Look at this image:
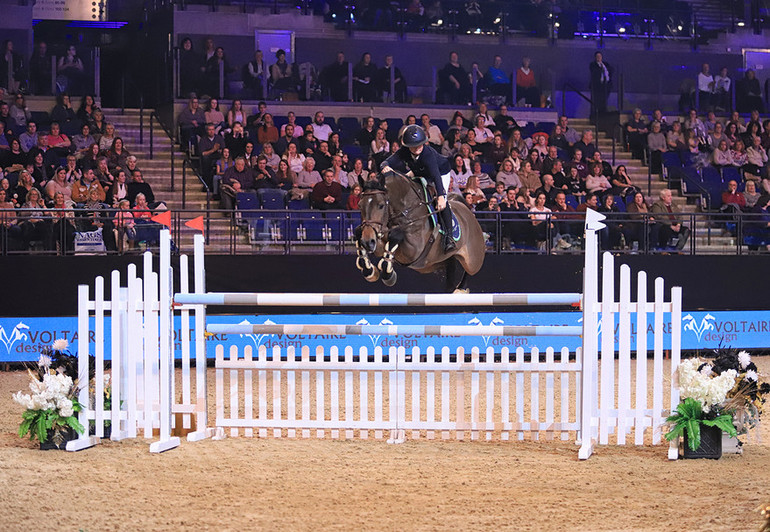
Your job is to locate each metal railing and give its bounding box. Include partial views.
[2,207,767,257]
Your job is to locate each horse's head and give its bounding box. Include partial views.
[358,181,389,254]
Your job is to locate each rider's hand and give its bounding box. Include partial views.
[436,195,447,211]
[381,165,393,174]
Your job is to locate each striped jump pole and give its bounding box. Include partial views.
[175,292,582,307]
[206,323,583,337]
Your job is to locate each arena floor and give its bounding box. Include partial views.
[1,359,769,532]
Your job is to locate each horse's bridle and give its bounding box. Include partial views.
[359,179,434,240]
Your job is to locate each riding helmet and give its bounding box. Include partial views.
[400,124,428,148]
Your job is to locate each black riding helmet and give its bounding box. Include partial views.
[400,124,428,148]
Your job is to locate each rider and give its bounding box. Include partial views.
[381,124,456,252]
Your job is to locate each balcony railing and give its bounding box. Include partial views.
[1,207,768,257]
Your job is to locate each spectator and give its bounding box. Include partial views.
[744,179,761,210]
[311,168,343,210]
[43,122,72,168]
[378,55,407,103]
[515,56,540,107]
[666,121,686,152]
[310,111,333,142]
[463,175,486,206]
[450,154,471,191]
[219,156,254,209]
[585,163,612,195]
[558,115,582,147]
[253,155,278,189]
[472,115,494,146]
[650,188,690,250]
[352,52,378,102]
[485,55,511,100]
[3,138,26,186]
[29,41,52,95]
[98,123,117,152]
[51,94,76,127]
[745,135,768,184]
[57,45,84,94]
[730,139,748,167]
[446,113,469,143]
[13,169,37,207]
[527,149,543,175]
[542,146,562,177]
[328,154,349,189]
[71,168,105,204]
[93,157,112,189]
[598,194,624,248]
[205,98,226,133]
[548,124,569,152]
[611,164,640,199]
[517,160,541,196]
[736,69,764,113]
[712,139,733,168]
[591,151,612,177]
[313,141,333,173]
[347,183,363,210]
[369,128,390,170]
[282,142,305,174]
[709,122,728,151]
[127,169,158,208]
[270,49,295,97]
[178,97,206,148]
[494,105,518,138]
[529,191,552,247]
[77,94,97,124]
[573,130,597,160]
[551,191,580,244]
[488,134,508,170]
[697,63,714,111]
[49,191,76,253]
[19,121,38,153]
[534,174,559,208]
[244,50,267,99]
[625,108,649,160]
[720,179,745,213]
[64,154,83,183]
[226,100,246,132]
[624,191,655,250]
[495,158,521,189]
[256,113,279,146]
[469,160,495,193]
[261,143,280,172]
[72,124,95,160]
[356,116,378,155]
[712,67,731,112]
[9,94,30,132]
[225,121,248,158]
[274,159,296,191]
[464,133,484,162]
[198,124,224,189]
[589,51,612,115]
[441,128,462,158]
[438,51,470,105]
[293,157,321,199]
[106,137,130,172]
[551,160,568,190]
[419,114,442,151]
[328,132,343,157]
[204,47,232,98]
[108,169,129,206]
[507,128,528,159]
[178,38,201,98]
[321,52,349,102]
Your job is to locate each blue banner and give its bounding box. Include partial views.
[1,310,768,362]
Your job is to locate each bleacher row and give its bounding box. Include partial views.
[662,151,747,210]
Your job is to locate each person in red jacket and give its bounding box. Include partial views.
[311,169,343,210]
[721,179,746,213]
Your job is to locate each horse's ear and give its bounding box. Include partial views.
[357,174,366,191]
[377,172,386,187]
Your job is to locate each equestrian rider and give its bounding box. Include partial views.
[381,124,456,252]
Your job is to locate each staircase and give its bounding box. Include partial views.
[101,108,244,253]
[572,118,737,254]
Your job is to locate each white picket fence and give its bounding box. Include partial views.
[68,210,683,459]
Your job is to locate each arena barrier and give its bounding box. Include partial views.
[69,210,683,460]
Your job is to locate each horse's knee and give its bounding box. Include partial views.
[381,269,397,287]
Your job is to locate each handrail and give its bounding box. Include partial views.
[2,207,768,257]
[149,111,178,190]
[678,168,711,210]
[562,82,598,137]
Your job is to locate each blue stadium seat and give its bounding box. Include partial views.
[613,196,626,212]
[386,118,403,134]
[662,152,682,172]
[258,188,287,209]
[721,166,742,184]
[295,116,312,129]
[535,122,555,134]
[287,196,310,210]
[344,211,362,241]
[565,195,579,209]
[432,119,449,132]
[273,115,288,131]
[236,191,260,223]
[337,117,361,143]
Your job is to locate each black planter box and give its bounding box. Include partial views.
[683,424,723,459]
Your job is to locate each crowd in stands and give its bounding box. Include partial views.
[0,92,166,254]
[178,95,701,251]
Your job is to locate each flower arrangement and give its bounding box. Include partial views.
[666,350,769,453]
[12,340,85,447]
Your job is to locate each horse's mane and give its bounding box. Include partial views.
[362,179,386,192]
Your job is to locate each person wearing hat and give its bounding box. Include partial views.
[381,124,456,252]
[270,49,294,94]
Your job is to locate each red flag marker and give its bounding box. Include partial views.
[151,210,172,228]
[185,215,205,235]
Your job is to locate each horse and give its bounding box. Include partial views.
[355,168,485,292]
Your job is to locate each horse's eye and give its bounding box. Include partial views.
[378,204,385,209]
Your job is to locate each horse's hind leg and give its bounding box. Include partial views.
[445,257,470,293]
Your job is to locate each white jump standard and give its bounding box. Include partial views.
[70,209,683,460]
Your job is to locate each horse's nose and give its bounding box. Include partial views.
[363,237,377,253]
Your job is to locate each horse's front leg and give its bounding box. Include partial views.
[355,240,380,282]
[377,241,399,287]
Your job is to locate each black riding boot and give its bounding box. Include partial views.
[439,203,456,252]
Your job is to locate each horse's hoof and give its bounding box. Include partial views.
[364,267,380,283]
[382,271,397,287]
[453,288,470,294]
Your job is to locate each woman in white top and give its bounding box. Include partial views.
[472,115,494,144]
[529,191,552,244]
[282,142,305,174]
[370,128,390,157]
[227,100,246,130]
[450,154,471,191]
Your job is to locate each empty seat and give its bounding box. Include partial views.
[258,188,287,209]
[721,166,742,184]
[236,191,260,223]
[287,196,310,210]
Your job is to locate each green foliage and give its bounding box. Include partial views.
[17,407,84,444]
[665,397,737,451]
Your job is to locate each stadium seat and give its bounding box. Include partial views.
[236,191,260,223]
[258,188,287,209]
[721,166,742,184]
[287,196,310,210]
[337,117,360,144]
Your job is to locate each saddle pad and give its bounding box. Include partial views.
[415,177,461,241]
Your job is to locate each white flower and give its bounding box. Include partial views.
[57,398,74,418]
[738,351,752,369]
[676,358,737,412]
[699,364,713,376]
[745,370,758,382]
[52,339,69,352]
[38,354,52,368]
[104,374,111,386]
